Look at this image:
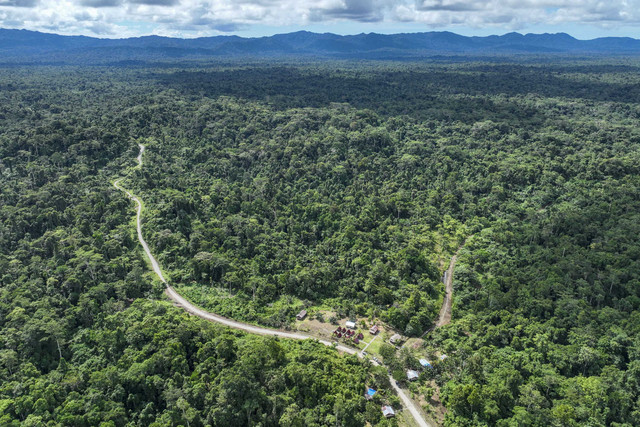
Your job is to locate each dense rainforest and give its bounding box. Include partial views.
[0,67,389,426]
[1,60,640,426]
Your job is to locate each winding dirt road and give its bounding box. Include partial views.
[114,144,432,427]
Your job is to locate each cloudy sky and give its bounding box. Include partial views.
[0,0,638,39]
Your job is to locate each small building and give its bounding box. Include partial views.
[381,405,395,418]
[357,332,364,340]
[365,388,377,400]
[440,354,448,361]
[345,320,357,329]
[389,333,403,344]
[407,370,420,381]
[369,325,379,335]
[296,310,307,321]
[354,338,360,344]
[419,359,432,369]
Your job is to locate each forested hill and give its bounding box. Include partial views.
[2,28,640,63]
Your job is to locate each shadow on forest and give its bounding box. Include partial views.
[154,64,640,122]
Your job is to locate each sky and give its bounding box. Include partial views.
[0,0,639,40]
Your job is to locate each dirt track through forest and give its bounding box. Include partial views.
[436,254,457,328]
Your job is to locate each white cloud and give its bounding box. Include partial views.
[0,0,639,37]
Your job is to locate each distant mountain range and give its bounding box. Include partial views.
[1,28,640,64]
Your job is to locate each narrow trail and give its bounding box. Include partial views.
[114,144,432,427]
[436,253,457,328]
[420,251,459,339]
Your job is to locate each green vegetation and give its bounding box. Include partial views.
[1,300,374,426]
[2,60,640,425]
[0,68,389,426]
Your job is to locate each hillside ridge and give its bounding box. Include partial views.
[1,28,640,63]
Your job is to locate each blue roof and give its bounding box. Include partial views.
[367,388,377,396]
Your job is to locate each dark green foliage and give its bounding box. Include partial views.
[0,300,370,426]
[129,95,447,331]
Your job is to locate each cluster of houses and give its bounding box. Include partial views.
[295,312,445,419]
[368,353,449,417]
[333,326,364,343]
[362,335,395,418]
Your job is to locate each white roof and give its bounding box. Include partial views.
[345,321,356,327]
[419,359,432,367]
[382,405,395,416]
[407,370,420,379]
[439,354,448,360]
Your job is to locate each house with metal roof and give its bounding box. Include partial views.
[419,359,432,368]
[382,405,395,418]
[407,369,420,381]
[345,320,357,329]
[389,333,403,344]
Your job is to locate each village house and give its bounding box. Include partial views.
[407,370,420,381]
[419,359,432,369]
[369,325,379,335]
[389,333,403,344]
[296,309,307,321]
[345,320,357,329]
[381,405,395,418]
[365,388,377,400]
